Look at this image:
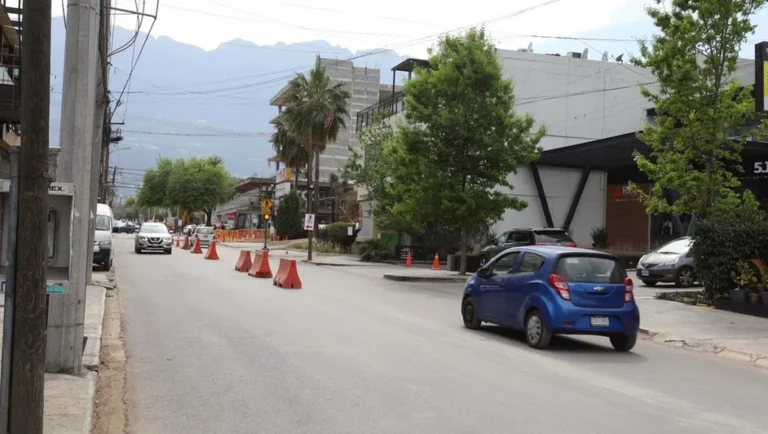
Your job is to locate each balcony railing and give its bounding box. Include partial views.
[356,90,405,132]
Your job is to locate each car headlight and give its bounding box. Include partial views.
[99,240,111,248]
[137,236,146,241]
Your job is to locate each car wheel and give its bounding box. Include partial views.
[461,298,481,330]
[165,248,172,255]
[610,334,637,352]
[525,310,552,349]
[103,259,112,272]
[674,266,695,288]
[641,280,657,287]
[134,246,141,254]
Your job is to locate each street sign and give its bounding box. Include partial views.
[304,213,315,231]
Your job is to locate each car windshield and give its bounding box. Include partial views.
[141,224,168,234]
[196,227,214,234]
[656,238,692,255]
[554,255,626,283]
[95,215,111,231]
[534,230,573,244]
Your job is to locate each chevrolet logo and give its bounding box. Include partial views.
[593,286,605,291]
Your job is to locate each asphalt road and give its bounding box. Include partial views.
[114,235,768,434]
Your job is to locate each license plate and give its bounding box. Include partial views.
[590,316,610,327]
[639,270,649,276]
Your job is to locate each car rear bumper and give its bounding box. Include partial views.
[549,302,640,335]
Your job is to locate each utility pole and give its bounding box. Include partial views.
[3,1,53,431]
[87,0,110,285]
[49,0,100,374]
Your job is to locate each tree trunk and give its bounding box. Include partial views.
[10,0,51,429]
[306,155,314,261]
[459,221,468,275]
[314,150,321,231]
[205,208,212,226]
[293,167,299,190]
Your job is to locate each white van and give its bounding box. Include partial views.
[93,203,114,271]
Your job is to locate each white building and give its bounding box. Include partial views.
[356,48,759,250]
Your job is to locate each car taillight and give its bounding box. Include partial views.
[624,277,634,303]
[549,274,571,301]
[567,243,577,247]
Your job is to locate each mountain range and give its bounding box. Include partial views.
[49,17,407,193]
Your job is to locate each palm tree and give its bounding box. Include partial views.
[280,65,351,260]
[269,114,308,190]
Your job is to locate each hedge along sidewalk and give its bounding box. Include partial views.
[635,295,768,370]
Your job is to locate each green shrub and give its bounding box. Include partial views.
[691,207,768,297]
[358,239,394,262]
[275,191,304,240]
[590,226,609,249]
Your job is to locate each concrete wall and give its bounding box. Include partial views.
[317,59,382,183]
[497,166,606,247]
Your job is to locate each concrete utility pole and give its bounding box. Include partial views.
[49,0,100,374]
[5,1,53,431]
[87,0,110,285]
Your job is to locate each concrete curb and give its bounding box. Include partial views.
[383,273,468,283]
[638,327,768,371]
[302,260,359,267]
[83,371,98,434]
[82,285,107,370]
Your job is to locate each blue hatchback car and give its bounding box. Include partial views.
[461,246,640,351]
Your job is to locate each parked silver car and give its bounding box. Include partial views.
[636,237,696,287]
[135,222,173,254]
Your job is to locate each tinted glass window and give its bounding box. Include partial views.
[496,232,509,244]
[655,238,692,255]
[517,253,545,273]
[196,227,214,234]
[491,252,519,274]
[141,224,168,234]
[533,230,573,244]
[511,231,531,243]
[95,215,111,231]
[554,255,626,283]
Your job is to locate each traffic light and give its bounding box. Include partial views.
[263,213,270,221]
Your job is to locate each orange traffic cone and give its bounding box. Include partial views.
[190,237,203,254]
[175,237,180,247]
[431,252,440,270]
[204,240,219,260]
[181,235,190,250]
[405,251,412,268]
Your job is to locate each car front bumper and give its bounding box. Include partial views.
[136,239,172,251]
[93,247,111,264]
[636,265,678,283]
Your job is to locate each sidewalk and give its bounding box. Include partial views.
[634,292,768,370]
[0,273,109,433]
[382,268,469,283]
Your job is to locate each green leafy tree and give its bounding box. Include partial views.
[137,157,174,207]
[165,157,236,226]
[631,0,766,230]
[280,65,351,261]
[275,190,304,240]
[395,28,545,274]
[342,117,421,233]
[270,114,308,188]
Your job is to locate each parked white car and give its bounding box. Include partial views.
[192,226,215,247]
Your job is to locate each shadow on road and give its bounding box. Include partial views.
[475,325,648,363]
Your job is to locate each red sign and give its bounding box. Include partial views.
[357,207,363,229]
[228,212,235,220]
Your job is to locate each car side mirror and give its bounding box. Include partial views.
[476,267,492,278]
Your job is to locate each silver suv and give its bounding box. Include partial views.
[135,222,173,254]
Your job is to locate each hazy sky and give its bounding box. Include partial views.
[50,0,663,57]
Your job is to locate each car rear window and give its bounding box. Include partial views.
[533,230,574,244]
[553,255,626,284]
[196,227,214,234]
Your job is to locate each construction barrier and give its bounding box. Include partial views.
[248,250,272,278]
[204,240,219,260]
[273,258,302,289]
[213,229,283,243]
[181,235,191,250]
[234,250,252,272]
[190,237,203,254]
[175,237,180,248]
